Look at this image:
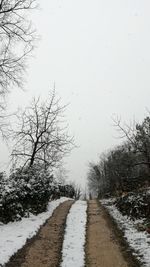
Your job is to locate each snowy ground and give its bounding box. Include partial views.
[0,197,69,266]
[60,200,87,267]
[101,199,150,267]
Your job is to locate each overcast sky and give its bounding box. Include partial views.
[1,0,150,186]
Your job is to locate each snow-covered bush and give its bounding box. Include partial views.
[116,189,150,220]
[0,167,54,223]
[0,172,24,223]
[50,184,75,200]
[0,166,75,223]
[10,166,54,213]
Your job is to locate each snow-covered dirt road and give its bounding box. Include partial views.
[1,199,148,267]
[5,200,74,267]
[61,200,87,267]
[101,198,150,267]
[0,197,71,266]
[86,200,129,267]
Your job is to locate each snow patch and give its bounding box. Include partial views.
[0,197,69,266]
[101,199,150,267]
[61,200,87,267]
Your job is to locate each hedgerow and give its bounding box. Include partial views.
[0,166,75,224]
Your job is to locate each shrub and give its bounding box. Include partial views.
[0,166,75,223]
[116,189,150,220]
[0,166,54,223]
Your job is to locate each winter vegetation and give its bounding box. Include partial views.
[11,92,74,169]
[0,1,77,225]
[87,115,150,198]
[0,0,37,96]
[0,166,75,223]
[0,1,150,266]
[87,116,150,266]
[0,89,76,224]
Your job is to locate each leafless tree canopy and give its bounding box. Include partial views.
[112,115,150,169]
[0,0,37,94]
[87,162,104,198]
[12,91,74,169]
[87,115,150,198]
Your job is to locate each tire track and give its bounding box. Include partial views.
[5,200,74,267]
[86,200,129,267]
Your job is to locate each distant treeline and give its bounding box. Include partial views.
[87,115,150,198]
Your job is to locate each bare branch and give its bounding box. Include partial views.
[0,0,37,94]
[11,91,75,169]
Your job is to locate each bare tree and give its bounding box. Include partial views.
[73,184,82,200]
[113,116,150,170]
[87,162,102,198]
[11,90,74,169]
[55,165,69,185]
[0,0,37,95]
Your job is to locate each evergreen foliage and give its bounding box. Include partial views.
[0,166,75,224]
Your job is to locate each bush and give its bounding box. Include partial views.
[0,167,75,224]
[0,166,54,223]
[116,189,150,220]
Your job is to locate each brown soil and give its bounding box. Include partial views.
[86,200,130,267]
[5,200,73,267]
[101,203,141,267]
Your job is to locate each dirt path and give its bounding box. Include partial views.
[5,200,73,267]
[86,200,130,267]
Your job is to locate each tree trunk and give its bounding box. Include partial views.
[29,141,38,167]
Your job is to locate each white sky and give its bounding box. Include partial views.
[1,0,150,186]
